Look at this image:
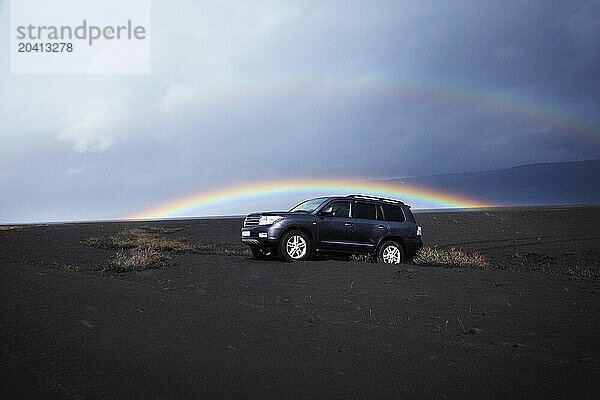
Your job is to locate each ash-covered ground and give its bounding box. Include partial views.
[1,206,599,399]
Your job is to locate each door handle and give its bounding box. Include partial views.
[344,222,352,227]
[378,225,387,229]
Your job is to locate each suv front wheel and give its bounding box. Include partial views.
[279,230,310,262]
[377,240,404,264]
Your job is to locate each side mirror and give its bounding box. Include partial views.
[320,206,334,216]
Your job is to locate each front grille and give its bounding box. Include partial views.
[244,215,260,227]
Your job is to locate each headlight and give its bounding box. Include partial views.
[416,226,422,236]
[259,215,284,225]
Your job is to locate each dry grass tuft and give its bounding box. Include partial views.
[83,228,195,253]
[0,225,23,231]
[567,265,600,280]
[350,254,374,262]
[83,228,180,275]
[83,227,250,257]
[411,246,492,269]
[98,247,173,275]
[139,227,183,234]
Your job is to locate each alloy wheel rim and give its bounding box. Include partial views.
[286,235,307,259]
[382,245,401,264]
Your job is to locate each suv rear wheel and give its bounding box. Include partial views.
[279,230,310,262]
[377,240,404,264]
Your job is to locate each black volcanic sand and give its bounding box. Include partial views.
[1,206,600,399]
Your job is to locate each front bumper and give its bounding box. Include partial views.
[240,225,283,247]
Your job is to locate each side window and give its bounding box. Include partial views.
[328,201,350,218]
[353,202,377,220]
[382,204,405,222]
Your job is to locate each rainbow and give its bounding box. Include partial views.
[128,178,492,220]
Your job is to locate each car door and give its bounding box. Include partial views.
[381,203,411,237]
[317,200,355,250]
[352,201,388,250]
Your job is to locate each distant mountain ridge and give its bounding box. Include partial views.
[388,159,600,206]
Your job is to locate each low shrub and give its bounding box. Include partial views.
[98,247,173,275]
[83,227,250,257]
[0,225,23,231]
[411,246,492,269]
[83,228,195,252]
[567,265,599,280]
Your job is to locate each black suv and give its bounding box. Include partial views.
[241,195,422,263]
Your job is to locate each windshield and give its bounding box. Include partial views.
[289,197,330,213]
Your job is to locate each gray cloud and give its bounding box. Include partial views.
[1,0,599,222]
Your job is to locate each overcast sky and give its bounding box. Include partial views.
[1,0,599,222]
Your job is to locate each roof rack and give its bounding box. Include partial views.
[346,194,406,205]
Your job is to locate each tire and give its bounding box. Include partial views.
[278,230,310,262]
[377,240,404,264]
[250,245,276,260]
